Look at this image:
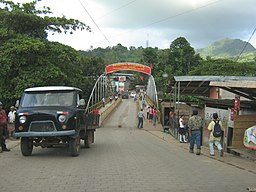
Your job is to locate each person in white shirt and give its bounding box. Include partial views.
[102,97,105,107]
[179,115,187,143]
[137,109,145,128]
[8,106,16,138]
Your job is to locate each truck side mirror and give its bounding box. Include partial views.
[78,99,85,107]
[15,100,19,108]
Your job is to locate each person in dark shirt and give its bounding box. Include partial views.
[0,102,11,152]
[188,109,204,155]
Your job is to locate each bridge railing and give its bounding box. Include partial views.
[146,75,159,108]
[85,73,113,113]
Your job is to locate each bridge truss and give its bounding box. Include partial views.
[85,73,113,112]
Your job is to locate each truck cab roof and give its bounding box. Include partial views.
[24,86,82,92]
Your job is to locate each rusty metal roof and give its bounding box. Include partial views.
[169,76,256,100]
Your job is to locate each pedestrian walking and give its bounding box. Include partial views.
[142,99,146,109]
[179,114,187,143]
[208,113,224,156]
[169,110,178,137]
[0,102,10,152]
[7,106,16,139]
[109,95,113,104]
[137,109,145,128]
[102,97,105,107]
[188,109,204,155]
[152,107,157,126]
[149,105,153,122]
[114,94,118,100]
[146,106,150,119]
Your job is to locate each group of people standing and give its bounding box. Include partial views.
[147,105,157,126]
[0,101,17,153]
[173,109,224,156]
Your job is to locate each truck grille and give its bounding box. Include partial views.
[29,121,56,132]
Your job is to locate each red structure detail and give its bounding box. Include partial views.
[105,62,151,75]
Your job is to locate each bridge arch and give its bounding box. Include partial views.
[106,62,158,108]
[86,62,158,112]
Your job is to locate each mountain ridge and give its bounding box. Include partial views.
[196,38,256,62]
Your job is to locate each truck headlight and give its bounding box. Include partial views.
[58,115,66,123]
[19,116,27,124]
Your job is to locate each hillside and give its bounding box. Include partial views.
[197,38,256,62]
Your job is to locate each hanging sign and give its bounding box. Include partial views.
[105,62,151,75]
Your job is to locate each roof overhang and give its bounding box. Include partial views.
[210,81,256,100]
[169,76,256,101]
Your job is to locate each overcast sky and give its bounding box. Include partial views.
[16,0,256,50]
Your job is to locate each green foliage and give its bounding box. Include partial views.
[0,0,92,107]
[0,36,82,98]
[81,43,144,64]
[0,0,90,40]
[189,58,256,76]
[80,55,105,76]
[169,37,201,75]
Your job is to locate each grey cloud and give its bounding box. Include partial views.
[92,0,256,48]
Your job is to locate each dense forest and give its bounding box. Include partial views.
[1,0,256,108]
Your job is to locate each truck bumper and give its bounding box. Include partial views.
[14,130,76,137]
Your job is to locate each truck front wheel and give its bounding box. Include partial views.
[69,136,80,156]
[21,137,33,156]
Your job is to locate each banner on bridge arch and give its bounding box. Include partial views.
[105,62,151,75]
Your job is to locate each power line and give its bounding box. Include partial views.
[91,0,223,47]
[78,0,112,46]
[236,27,256,62]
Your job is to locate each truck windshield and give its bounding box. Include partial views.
[21,91,74,107]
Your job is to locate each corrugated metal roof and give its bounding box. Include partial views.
[173,76,256,82]
[169,76,256,100]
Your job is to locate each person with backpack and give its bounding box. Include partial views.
[208,113,224,157]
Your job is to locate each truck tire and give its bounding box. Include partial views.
[21,137,33,156]
[69,136,80,156]
[84,131,93,148]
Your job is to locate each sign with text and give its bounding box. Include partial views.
[105,62,151,75]
[119,76,126,82]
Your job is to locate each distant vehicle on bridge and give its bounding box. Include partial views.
[130,91,136,98]
[14,86,97,157]
[122,91,130,99]
[135,85,146,93]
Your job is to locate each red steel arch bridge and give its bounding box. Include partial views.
[85,62,158,112]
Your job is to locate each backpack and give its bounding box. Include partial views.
[213,120,222,137]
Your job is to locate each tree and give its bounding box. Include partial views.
[0,0,90,40]
[0,0,91,106]
[189,58,256,76]
[142,47,158,66]
[169,37,201,75]
[0,37,85,97]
